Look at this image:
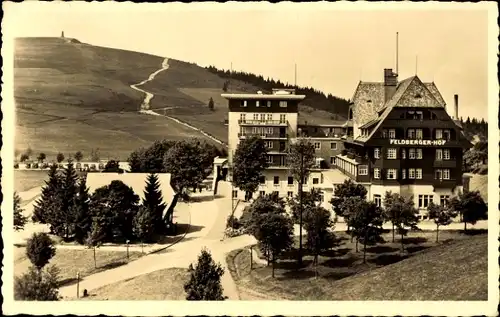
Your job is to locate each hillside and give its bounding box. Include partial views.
[328,234,487,300]
[14,37,343,160]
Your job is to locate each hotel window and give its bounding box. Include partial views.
[330,157,336,165]
[443,169,450,180]
[267,101,272,107]
[440,195,450,206]
[436,149,443,160]
[374,168,381,179]
[386,169,397,180]
[387,148,397,159]
[443,149,450,160]
[314,142,321,150]
[415,111,423,120]
[241,100,247,107]
[416,148,423,159]
[259,191,265,197]
[259,176,266,184]
[374,194,382,207]
[435,129,443,139]
[288,176,294,186]
[359,165,368,176]
[401,149,406,159]
[435,169,442,179]
[279,114,286,123]
[318,191,324,202]
[382,129,388,138]
[256,101,260,107]
[443,129,451,140]
[409,169,416,179]
[407,129,415,139]
[374,148,380,159]
[265,141,273,149]
[273,191,279,196]
[260,113,266,121]
[266,156,273,164]
[330,142,337,150]
[389,129,396,139]
[279,101,288,108]
[240,113,246,122]
[313,177,319,185]
[253,113,259,121]
[402,169,406,179]
[267,127,273,135]
[416,168,423,179]
[273,176,280,185]
[418,195,433,209]
[415,129,423,139]
[287,191,294,198]
[267,113,273,121]
[232,190,238,198]
[409,148,416,159]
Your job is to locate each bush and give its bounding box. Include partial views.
[41,163,49,169]
[33,163,39,169]
[14,163,19,169]
[226,215,241,230]
[26,233,56,270]
[26,163,31,169]
[224,227,245,238]
[14,265,60,301]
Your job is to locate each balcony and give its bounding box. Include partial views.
[238,119,287,126]
[433,159,457,168]
[432,179,458,189]
[238,133,288,139]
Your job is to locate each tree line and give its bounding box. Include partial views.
[230,136,488,275]
[205,65,351,119]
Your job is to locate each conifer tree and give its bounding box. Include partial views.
[184,248,225,300]
[59,159,79,239]
[14,191,28,231]
[72,177,92,244]
[143,173,167,234]
[32,165,62,225]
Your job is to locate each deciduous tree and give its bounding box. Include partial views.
[133,206,156,253]
[56,153,65,163]
[448,190,487,232]
[349,201,384,263]
[304,206,336,277]
[383,193,420,252]
[37,153,46,163]
[331,179,368,231]
[102,160,122,173]
[26,233,56,271]
[14,191,28,231]
[184,248,225,300]
[74,151,83,162]
[427,201,457,242]
[232,136,269,201]
[287,188,322,224]
[287,138,316,266]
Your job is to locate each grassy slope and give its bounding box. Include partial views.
[327,234,487,300]
[14,38,219,159]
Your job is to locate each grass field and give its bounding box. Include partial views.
[227,230,487,300]
[79,268,190,300]
[14,246,143,287]
[14,170,49,193]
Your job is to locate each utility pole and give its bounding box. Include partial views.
[396,32,399,74]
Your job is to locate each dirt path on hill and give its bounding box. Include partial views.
[129,58,227,147]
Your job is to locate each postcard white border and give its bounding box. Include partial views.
[2,1,499,316]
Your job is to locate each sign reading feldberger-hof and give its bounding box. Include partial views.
[389,139,447,146]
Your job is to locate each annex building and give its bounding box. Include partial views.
[216,68,472,218]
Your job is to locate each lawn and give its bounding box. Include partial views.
[78,268,190,300]
[226,230,487,300]
[14,170,49,193]
[14,246,143,287]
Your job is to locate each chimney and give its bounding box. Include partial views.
[384,68,398,102]
[454,94,459,119]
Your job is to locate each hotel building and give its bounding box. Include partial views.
[216,68,472,217]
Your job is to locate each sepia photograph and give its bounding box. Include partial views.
[1,1,498,316]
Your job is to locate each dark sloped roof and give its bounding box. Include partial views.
[350,82,386,126]
[359,118,380,129]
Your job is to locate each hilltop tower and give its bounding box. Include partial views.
[61,31,65,38]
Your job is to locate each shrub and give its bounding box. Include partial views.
[14,163,19,169]
[14,265,60,301]
[41,163,49,169]
[33,163,39,169]
[26,163,32,169]
[226,215,241,230]
[26,233,56,270]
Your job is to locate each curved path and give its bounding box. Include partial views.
[130,58,226,147]
[58,185,257,300]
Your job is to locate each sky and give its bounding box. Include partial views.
[4,2,493,120]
